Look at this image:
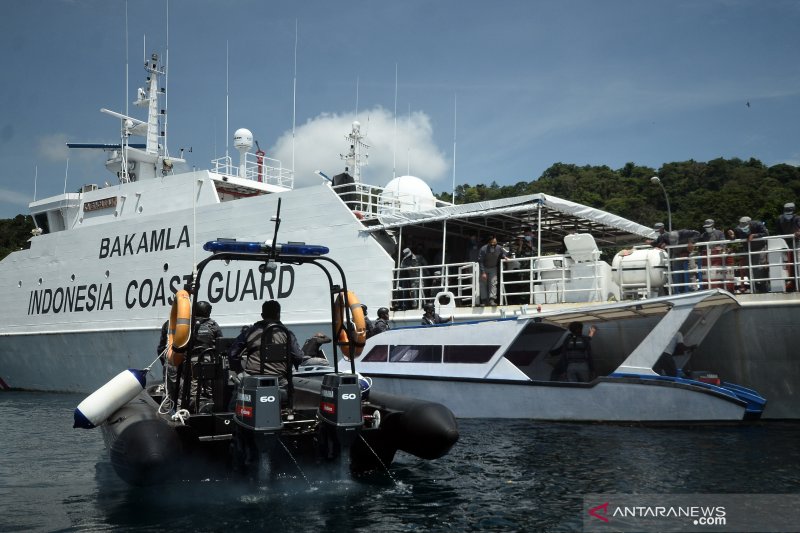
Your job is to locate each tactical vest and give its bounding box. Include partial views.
[483,246,502,269]
[564,335,589,363]
[191,318,218,361]
[243,320,290,379]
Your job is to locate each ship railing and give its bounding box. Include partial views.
[664,234,799,295]
[331,181,451,220]
[210,152,294,189]
[390,253,609,310]
[499,255,606,305]
[390,261,477,310]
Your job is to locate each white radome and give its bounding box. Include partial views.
[380,175,437,213]
[233,128,253,152]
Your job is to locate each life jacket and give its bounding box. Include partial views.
[191,317,219,361]
[564,334,589,363]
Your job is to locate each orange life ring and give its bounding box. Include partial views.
[167,290,192,365]
[334,291,367,359]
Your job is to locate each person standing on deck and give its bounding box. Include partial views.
[733,216,769,293]
[697,219,725,288]
[478,236,509,306]
[778,203,800,291]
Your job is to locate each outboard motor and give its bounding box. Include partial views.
[232,375,283,476]
[234,375,283,432]
[318,374,363,461]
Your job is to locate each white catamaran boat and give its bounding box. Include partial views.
[1,51,798,420]
[351,290,766,422]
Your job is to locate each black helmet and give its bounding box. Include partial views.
[377,307,389,319]
[195,301,212,318]
[361,304,368,314]
[423,302,435,313]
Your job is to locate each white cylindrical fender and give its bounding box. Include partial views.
[73,369,147,429]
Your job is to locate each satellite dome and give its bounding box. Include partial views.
[380,175,436,213]
[233,128,253,152]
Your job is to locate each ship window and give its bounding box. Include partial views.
[389,345,442,363]
[361,345,388,362]
[443,345,499,364]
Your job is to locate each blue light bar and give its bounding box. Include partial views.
[203,241,265,253]
[203,240,329,256]
[278,243,329,256]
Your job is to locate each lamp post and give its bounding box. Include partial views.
[650,176,672,232]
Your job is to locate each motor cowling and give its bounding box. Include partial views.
[234,375,282,432]
[318,373,363,455]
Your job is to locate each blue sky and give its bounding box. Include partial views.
[1,0,799,218]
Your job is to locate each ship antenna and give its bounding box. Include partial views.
[163,0,169,158]
[225,41,229,162]
[291,19,298,174]
[125,0,129,116]
[452,93,457,204]
[392,63,398,179]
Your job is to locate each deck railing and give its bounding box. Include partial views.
[388,234,800,309]
[331,182,451,220]
[664,234,799,295]
[211,152,294,190]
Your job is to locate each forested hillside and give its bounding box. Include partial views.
[438,157,800,234]
[2,157,799,261]
[0,215,35,260]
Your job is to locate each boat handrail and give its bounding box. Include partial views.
[388,233,800,310]
[662,234,798,295]
[211,151,294,189]
[330,181,451,219]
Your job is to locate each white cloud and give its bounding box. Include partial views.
[269,107,450,190]
[36,133,99,164]
[37,133,70,162]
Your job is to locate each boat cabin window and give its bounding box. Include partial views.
[443,345,499,364]
[390,345,442,363]
[363,344,498,364]
[362,345,389,362]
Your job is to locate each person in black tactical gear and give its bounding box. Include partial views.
[361,304,376,338]
[300,332,332,366]
[187,301,223,413]
[227,300,304,387]
[421,302,453,326]
[373,307,391,335]
[548,321,597,383]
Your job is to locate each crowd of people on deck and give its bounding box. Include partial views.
[648,202,800,293]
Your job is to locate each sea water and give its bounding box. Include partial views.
[1,391,799,532]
